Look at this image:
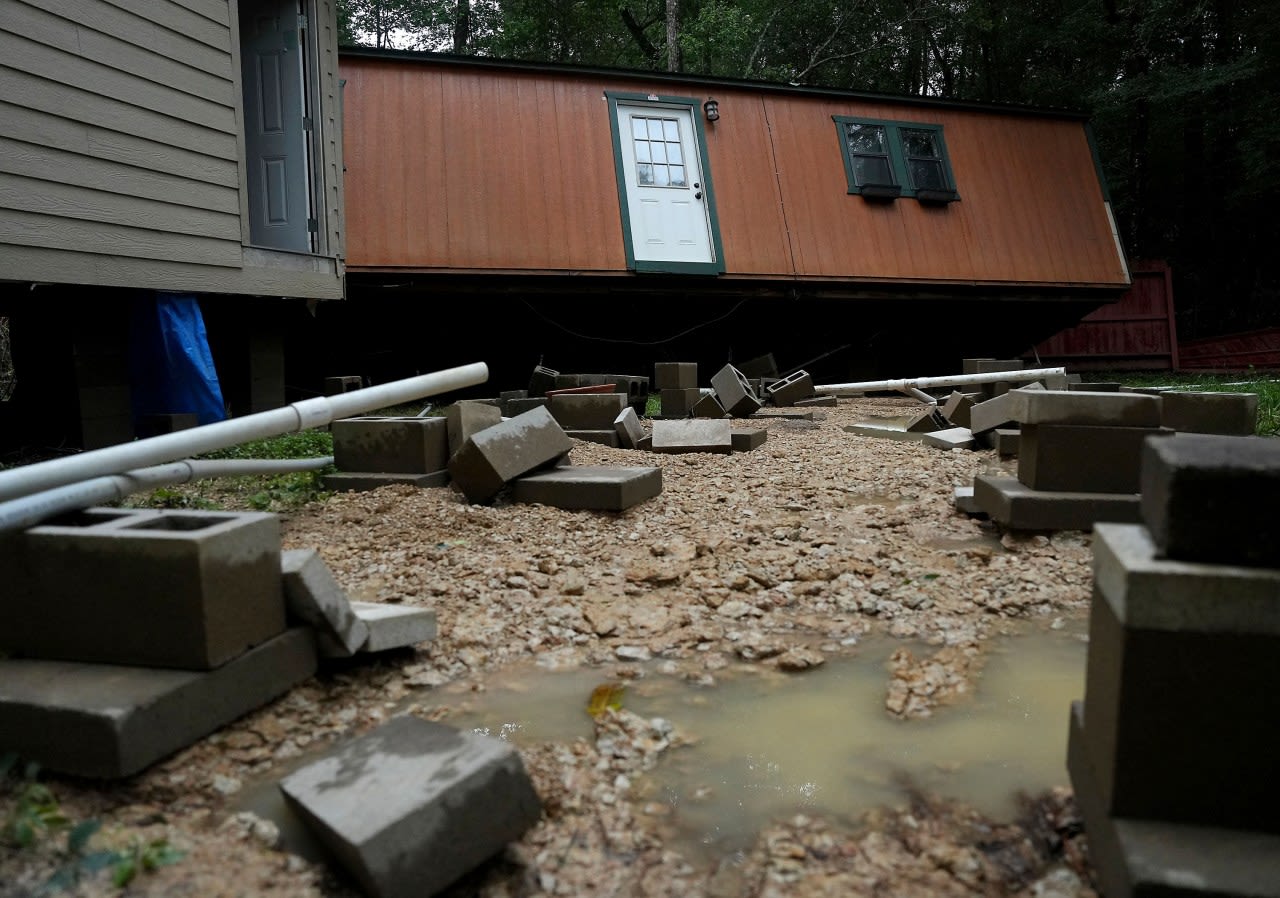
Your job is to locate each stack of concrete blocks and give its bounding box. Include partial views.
[655,362,699,418]
[970,390,1168,530]
[711,364,762,418]
[548,392,627,446]
[325,415,452,492]
[281,549,436,658]
[0,508,317,778]
[280,715,542,898]
[448,405,574,504]
[1068,434,1280,898]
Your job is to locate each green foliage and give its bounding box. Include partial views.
[3,757,69,849]
[135,487,220,510]
[644,393,661,417]
[197,429,333,461]
[245,471,331,512]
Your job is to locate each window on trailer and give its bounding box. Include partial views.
[834,117,958,203]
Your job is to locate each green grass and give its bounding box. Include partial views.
[194,428,332,460]
[644,393,661,417]
[1107,372,1280,436]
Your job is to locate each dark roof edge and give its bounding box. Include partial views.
[338,46,1090,121]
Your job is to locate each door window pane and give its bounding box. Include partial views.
[631,114,691,190]
[637,163,654,185]
[670,165,687,186]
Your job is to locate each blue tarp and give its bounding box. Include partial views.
[130,292,226,425]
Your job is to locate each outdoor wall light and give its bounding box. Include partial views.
[703,98,720,122]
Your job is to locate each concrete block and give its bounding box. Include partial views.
[843,424,926,443]
[660,388,700,418]
[993,428,1020,457]
[941,391,980,428]
[691,393,727,418]
[1068,381,1121,392]
[281,549,369,657]
[280,716,542,898]
[765,370,815,406]
[615,407,644,449]
[322,471,449,492]
[528,365,558,396]
[969,384,1043,435]
[512,465,662,511]
[794,395,836,408]
[1068,701,1280,898]
[349,603,437,653]
[1161,391,1259,435]
[447,406,574,504]
[961,358,993,374]
[552,373,583,391]
[1081,578,1280,831]
[0,628,316,778]
[499,389,528,401]
[546,383,614,396]
[972,359,1025,375]
[731,429,767,452]
[1041,373,1070,390]
[1140,434,1280,567]
[637,435,653,451]
[1008,390,1162,427]
[710,364,762,418]
[972,475,1142,530]
[549,393,627,430]
[324,376,362,395]
[654,362,697,390]
[905,408,945,432]
[445,402,504,459]
[5,509,284,670]
[953,486,983,515]
[736,353,778,378]
[566,429,620,447]
[1018,423,1172,494]
[651,419,732,454]
[501,397,548,417]
[922,427,976,450]
[333,416,450,475]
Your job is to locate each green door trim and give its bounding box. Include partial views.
[606,91,726,275]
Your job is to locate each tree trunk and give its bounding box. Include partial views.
[453,0,470,54]
[666,0,681,73]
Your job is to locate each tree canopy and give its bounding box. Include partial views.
[338,0,1280,338]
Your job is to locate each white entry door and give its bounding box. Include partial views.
[614,102,718,269]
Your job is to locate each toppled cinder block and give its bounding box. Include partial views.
[651,419,732,454]
[333,416,450,475]
[280,716,542,898]
[941,391,980,428]
[1160,391,1259,435]
[711,364,762,417]
[0,628,316,778]
[660,388,700,417]
[731,428,767,452]
[549,393,626,430]
[447,406,573,503]
[445,404,504,460]
[614,407,644,449]
[3,509,284,670]
[512,465,662,511]
[993,429,1020,458]
[1140,433,1280,567]
[502,397,548,417]
[922,427,976,450]
[691,393,727,418]
[528,365,558,396]
[321,471,450,492]
[973,475,1142,530]
[905,408,945,433]
[1018,424,1172,494]
[969,383,1043,436]
[654,362,697,390]
[1009,390,1162,427]
[765,370,815,407]
[280,549,369,657]
[349,603,437,653]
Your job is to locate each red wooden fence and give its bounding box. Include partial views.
[1028,261,1178,371]
[1178,327,1280,370]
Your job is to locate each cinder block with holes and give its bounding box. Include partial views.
[711,364,762,417]
[333,416,449,474]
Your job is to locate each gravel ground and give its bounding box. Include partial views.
[1,397,1099,898]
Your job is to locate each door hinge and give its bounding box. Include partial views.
[298,13,309,30]
[302,116,314,131]
[307,217,319,233]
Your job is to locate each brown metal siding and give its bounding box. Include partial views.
[341,56,1128,288]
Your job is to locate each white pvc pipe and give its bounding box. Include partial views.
[815,366,1066,397]
[0,362,488,504]
[0,457,334,534]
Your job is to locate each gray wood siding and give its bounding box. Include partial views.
[314,0,345,263]
[0,0,344,299]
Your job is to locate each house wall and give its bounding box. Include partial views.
[340,55,1128,289]
[0,0,343,299]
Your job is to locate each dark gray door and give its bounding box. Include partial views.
[240,0,313,252]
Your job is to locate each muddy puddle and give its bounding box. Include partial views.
[237,626,1086,865]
